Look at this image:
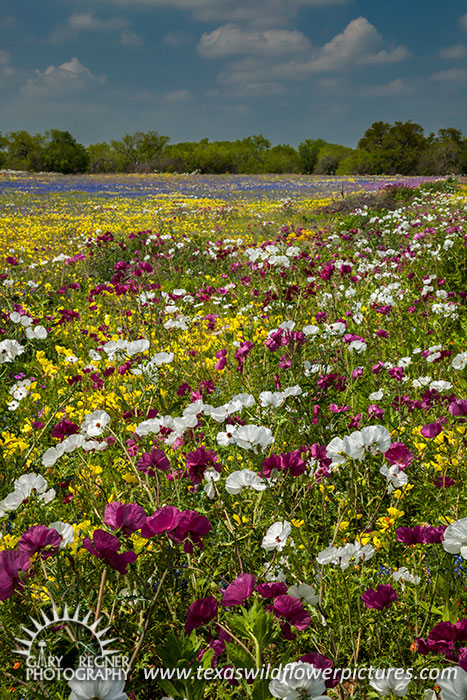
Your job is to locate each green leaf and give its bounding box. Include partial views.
[252,678,274,700]
[225,641,255,670]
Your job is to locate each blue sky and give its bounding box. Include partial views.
[0,0,466,147]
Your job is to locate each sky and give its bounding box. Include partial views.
[0,0,466,147]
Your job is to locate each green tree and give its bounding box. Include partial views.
[0,132,8,168]
[43,130,89,173]
[263,144,301,173]
[417,128,466,175]
[358,121,391,153]
[6,130,45,171]
[298,139,327,173]
[110,131,170,172]
[336,150,380,175]
[87,142,122,173]
[314,145,354,175]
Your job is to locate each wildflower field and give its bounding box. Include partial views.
[1,173,467,700]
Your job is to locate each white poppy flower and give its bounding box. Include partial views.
[283,385,302,398]
[68,671,127,700]
[343,432,366,460]
[269,662,327,700]
[25,325,47,340]
[369,389,384,401]
[230,393,256,408]
[42,445,64,468]
[452,353,467,370]
[152,351,174,365]
[443,518,467,559]
[302,325,319,336]
[203,468,221,500]
[225,469,266,495]
[61,434,85,453]
[260,391,285,408]
[126,339,150,356]
[380,465,408,492]
[325,436,347,466]
[262,521,291,552]
[369,668,412,697]
[392,567,420,585]
[0,339,25,364]
[348,340,367,353]
[288,583,319,606]
[135,419,161,437]
[232,424,274,452]
[80,410,111,437]
[360,425,391,454]
[326,322,346,336]
[49,521,75,547]
[208,405,231,423]
[429,380,452,392]
[437,667,467,700]
[316,546,338,566]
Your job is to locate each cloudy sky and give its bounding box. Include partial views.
[1,0,466,146]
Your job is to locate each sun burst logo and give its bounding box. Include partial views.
[14,605,127,682]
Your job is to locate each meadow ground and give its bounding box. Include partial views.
[0,173,466,700]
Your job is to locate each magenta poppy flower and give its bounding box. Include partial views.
[299,652,339,688]
[280,451,306,477]
[417,621,463,655]
[273,594,311,630]
[361,584,398,610]
[449,399,467,416]
[0,550,30,600]
[384,442,414,469]
[215,349,228,371]
[433,475,454,488]
[51,419,80,439]
[396,526,426,545]
[104,502,147,535]
[423,525,446,543]
[420,422,443,438]
[186,446,221,485]
[141,506,181,538]
[18,525,61,559]
[169,510,211,553]
[222,574,256,608]
[83,529,137,575]
[256,582,288,599]
[137,448,171,476]
[262,450,306,478]
[185,596,218,634]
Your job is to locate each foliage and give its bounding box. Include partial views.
[0,175,466,700]
[43,130,90,174]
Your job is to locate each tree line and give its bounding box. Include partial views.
[1,121,467,176]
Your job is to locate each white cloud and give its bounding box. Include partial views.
[164,89,192,102]
[299,17,409,73]
[430,67,467,83]
[215,18,409,94]
[86,0,349,27]
[460,13,467,30]
[19,57,106,99]
[440,43,467,59]
[0,49,15,78]
[361,78,407,97]
[198,24,311,57]
[49,12,129,42]
[120,30,143,48]
[163,30,194,47]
